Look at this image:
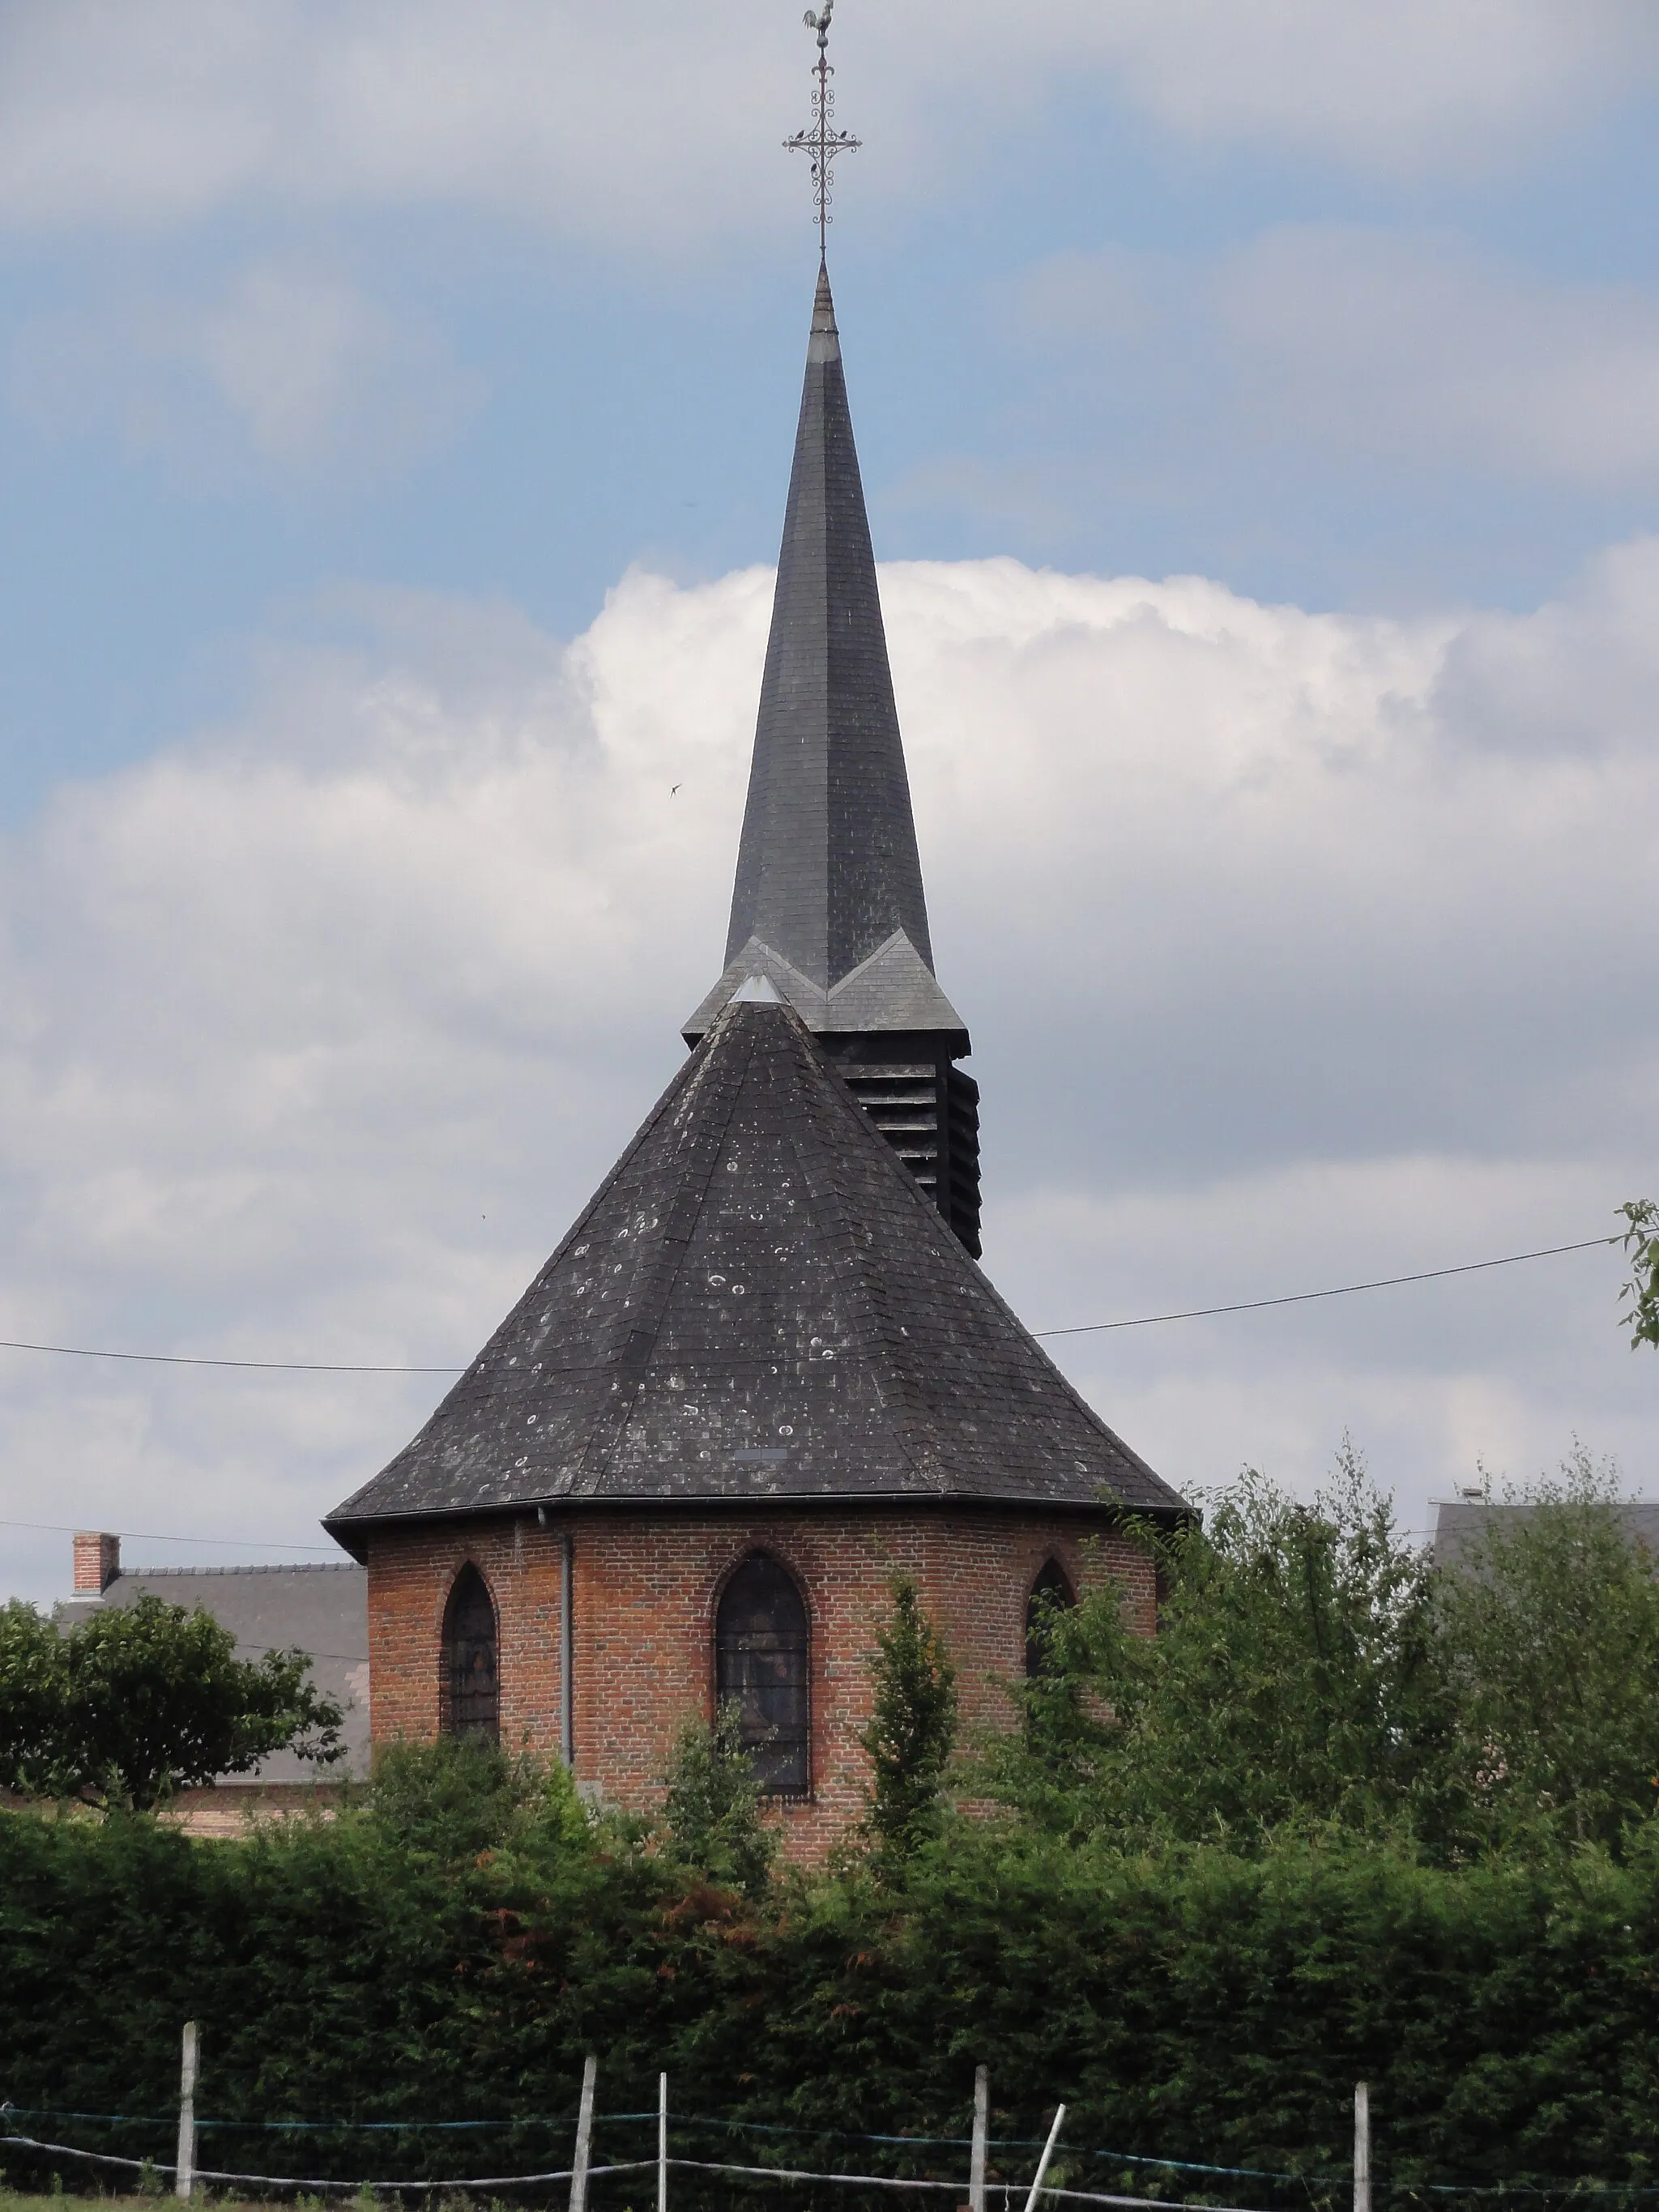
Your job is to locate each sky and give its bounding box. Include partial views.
[2,0,1657,1605]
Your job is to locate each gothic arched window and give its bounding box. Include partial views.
[1025,1558,1075,1678]
[715,1553,810,1796]
[441,1563,500,1741]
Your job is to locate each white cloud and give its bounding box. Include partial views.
[2,548,1657,1606]
[7,262,474,473]
[0,1,1653,242]
[1051,0,1653,173]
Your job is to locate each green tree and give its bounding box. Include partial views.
[368,1732,587,1863]
[985,1451,1452,1849]
[0,1593,343,1811]
[662,1702,775,1894]
[989,1446,1659,1864]
[1432,1447,1659,1850]
[861,1575,957,1869]
[0,1600,70,1798]
[1618,1199,1659,1349]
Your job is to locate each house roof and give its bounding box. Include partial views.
[55,1562,370,1783]
[684,263,966,1045]
[326,999,1181,1541]
[1432,1498,1659,1568]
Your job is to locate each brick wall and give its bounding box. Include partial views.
[366,1505,1155,1862]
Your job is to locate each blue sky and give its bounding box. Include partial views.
[6,3,1659,812]
[2,1,1657,1601]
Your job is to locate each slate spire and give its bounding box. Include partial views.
[727,261,935,988]
[685,263,983,1253]
[686,263,964,1043]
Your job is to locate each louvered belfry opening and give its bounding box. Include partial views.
[441,1562,500,1740]
[1025,1557,1076,1679]
[716,1552,810,1795]
[828,1038,982,1258]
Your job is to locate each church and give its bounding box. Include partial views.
[324,250,1187,1858]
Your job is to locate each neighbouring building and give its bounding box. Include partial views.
[322,258,1188,1858]
[56,1531,370,1831]
[1432,1496,1659,1565]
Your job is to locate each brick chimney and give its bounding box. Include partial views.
[72,1530,121,1596]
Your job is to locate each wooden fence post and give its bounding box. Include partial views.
[970,2066,988,2212]
[174,2022,198,2204]
[1022,2105,1065,2212]
[569,2053,597,2212]
[1354,2083,1371,2212]
[657,2071,668,2212]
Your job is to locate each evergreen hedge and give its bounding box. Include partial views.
[4,1798,1659,2208]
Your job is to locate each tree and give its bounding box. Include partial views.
[0,1600,70,1800]
[369,1732,588,1862]
[661,1702,774,1895]
[986,1444,1659,1865]
[0,1593,343,1811]
[985,1451,1452,1850]
[861,1575,957,1869]
[1618,1199,1659,1350]
[1431,1447,1659,1850]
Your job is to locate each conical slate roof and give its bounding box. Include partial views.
[326,1000,1177,1541]
[684,266,966,1043]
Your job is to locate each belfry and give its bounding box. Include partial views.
[326,20,1184,1856]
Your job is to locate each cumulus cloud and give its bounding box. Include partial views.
[0,1,1653,241]
[1,548,1656,1605]
[7,262,474,474]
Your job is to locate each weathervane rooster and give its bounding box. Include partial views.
[787,0,861,254]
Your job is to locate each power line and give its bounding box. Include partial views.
[0,1515,340,1554]
[1030,1236,1618,1340]
[0,1233,1622,1376]
[0,1337,457,1374]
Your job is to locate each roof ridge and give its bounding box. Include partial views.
[386,1036,711,1487]
[779,1014,956,1491]
[759,1012,1166,1502]
[102,1562,360,1579]
[774,1019,915,1479]
[565,1008,757,1496]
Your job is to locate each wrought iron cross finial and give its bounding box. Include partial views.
[785,1,860,256]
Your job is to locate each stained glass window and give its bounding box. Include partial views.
[442,1562,500,1741]
[715,1553,810,1795]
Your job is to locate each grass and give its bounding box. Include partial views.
[0,2201,274,2211]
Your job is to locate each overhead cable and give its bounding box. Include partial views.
[0,1233,1620,1376]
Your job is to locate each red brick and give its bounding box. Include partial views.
[365,1507,1154,1863]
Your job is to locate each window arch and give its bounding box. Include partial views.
[1025,1558,1075,1678]
[715,1552,810,1796]
[441,1563,500,1741]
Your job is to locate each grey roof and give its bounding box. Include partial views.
[684,928,967,1046]
[685,264,966,1044]
[1432,1498,1659,1569]
[56,1563,369,1783]
[327,999,1181,1538]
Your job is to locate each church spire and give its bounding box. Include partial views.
[684,15,981,1255]
[719,257,949,1008]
